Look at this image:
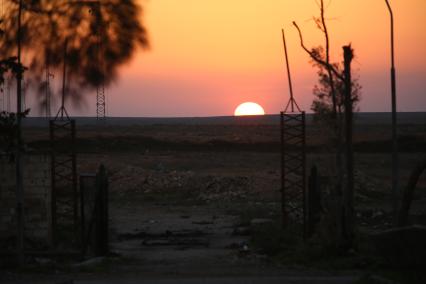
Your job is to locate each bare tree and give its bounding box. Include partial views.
[293,0,359,249]
[0,0,149,107]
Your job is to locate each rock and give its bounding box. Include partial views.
[250,218,273,226]
[372,225,426,268]
[55,280,74,284]
[73,257,106,268]
[192,220,214,225]
[34,257,53,265]
[372,210,384,218]
[232,226,250,236]
[239,243,250,255]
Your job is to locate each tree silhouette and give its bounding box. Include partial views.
[0,0,149,106]
[293,0,359,250]
[309,46,361,123]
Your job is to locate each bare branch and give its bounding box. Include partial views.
[292,21,344,81]
[320,0,338,115]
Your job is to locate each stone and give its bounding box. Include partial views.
[73,257,106,268]
[372,225,426,268]
[250,218,273,226]
[232,226,250,236]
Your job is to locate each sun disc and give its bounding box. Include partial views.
[234,102,265,116]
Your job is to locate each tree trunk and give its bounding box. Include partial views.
[397,158,426,227]
[343,45,354,248]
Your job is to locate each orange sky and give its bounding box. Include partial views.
[75,0,426,117]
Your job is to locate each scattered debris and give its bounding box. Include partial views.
[232,226,250,236]
[142,238,209,248]
[192,220,214,225]
[372,225,426,268]
[250,218,273,226]
[72,257,106,268]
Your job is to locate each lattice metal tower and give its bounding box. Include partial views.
[69,1,106,120]
[50,40,79,248]
[280,29,306,231]
[92,2,106,121]
[96,80,106,121]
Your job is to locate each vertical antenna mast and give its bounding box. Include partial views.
[279,28,306,234]
[282,28,300,113]
[15,0,25,266]
[385,0,399,222]
[55,39,70,120]
[93,2,106,121]
[45,56,53,118]
[0,0,4,111]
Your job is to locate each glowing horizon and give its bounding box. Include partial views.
[22,0,426,117]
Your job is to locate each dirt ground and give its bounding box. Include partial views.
[2,116,426,282]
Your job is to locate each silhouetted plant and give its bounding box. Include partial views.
[309,46,361,123]
[293,0,359,251]
[0,0,149,106]
[0,109,30,156]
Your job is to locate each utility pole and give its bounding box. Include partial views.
[343,45,354,246]
[93,2,106,122]
[385,0,399,222]
[282,29,296,113]
[15,0,24,265]
[45,61,53,118]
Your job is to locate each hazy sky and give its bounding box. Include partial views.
[39,0,426,117]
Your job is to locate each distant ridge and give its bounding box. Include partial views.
[23,112,426,127]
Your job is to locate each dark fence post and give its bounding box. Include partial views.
[95,164,108,256]
[307,166,322,238]
[80,164,109,257]
[343,45,355,247]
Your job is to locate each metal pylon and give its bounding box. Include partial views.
[49,117,78,247]
[280,111,306,227]
[93,2,106,121]
[49,40,79,248]
[45,62,53,118]
[280,29,307,232]
[96,84,105,120]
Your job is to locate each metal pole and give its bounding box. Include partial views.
[15,0,24,265]
[282,29,295,112]
[60,39,68,119]
[280,111,287,228]
[343,45,354,245]
[385,0,399,222]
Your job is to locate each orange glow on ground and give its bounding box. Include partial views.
[234,102,265,116]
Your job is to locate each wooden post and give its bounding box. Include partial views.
[15,0,24,265]
[307,166,321,238]
[95,165,109,256]
[385,0,399,223]
[397,158,426,227]
[343,45,354,246]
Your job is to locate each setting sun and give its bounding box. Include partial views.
[234,102,265,116]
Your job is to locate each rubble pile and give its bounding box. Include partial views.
[109,166,265,201]
[354,170,388,201]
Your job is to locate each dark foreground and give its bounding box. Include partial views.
[2,114,426,283]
